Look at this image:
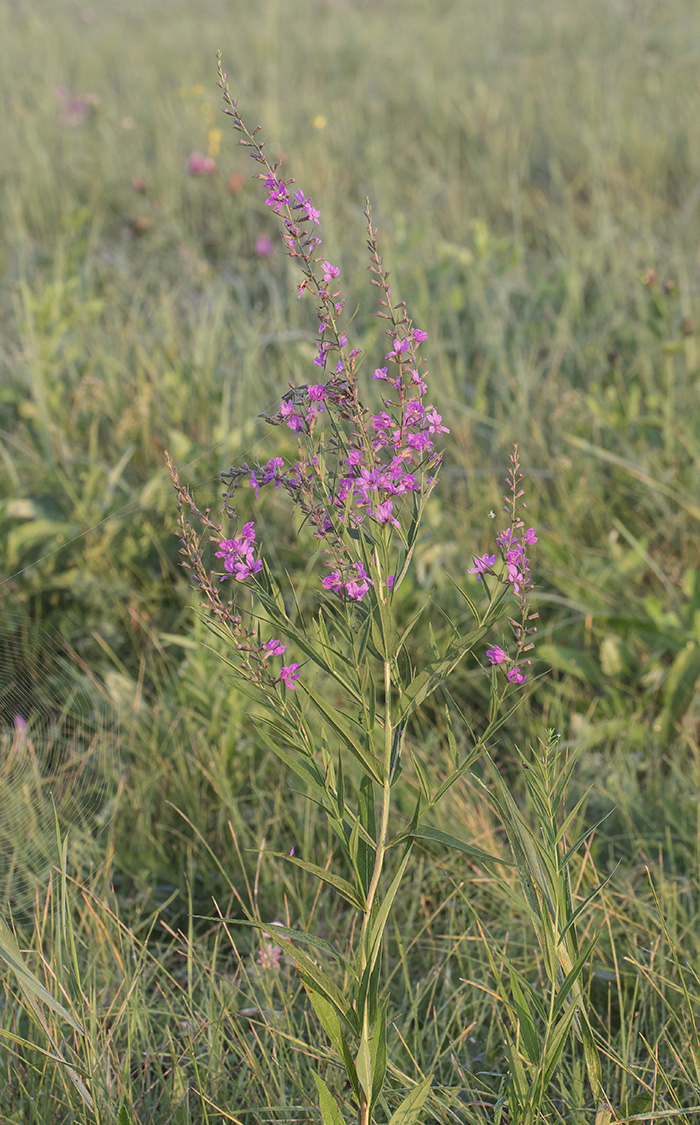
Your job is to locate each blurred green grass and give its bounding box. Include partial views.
[1,0,700,1119]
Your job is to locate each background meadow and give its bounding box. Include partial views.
[1,0,700,1121]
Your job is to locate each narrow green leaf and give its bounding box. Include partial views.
[370,1004,388,1109]
[117,1107,133,1125]
[540,1002,579,1090]
[662,641,700,735]
[367,845,413,976]
[357,776,377,897]
[551,936,599,1024]
[387,1073,433,1125]
[306,988,343,1055]
[336,750,345,817]
[509,970,539,1064]
[413,752,431,802]
[287,945,359,1035]
[313,1073,347,1125]
[356,1027,372,1101]
[272,853,366,911]
[232,919,349,968]
[444,704,458,769]
[406,825,514,867]
[315,609,337,673]
[367,551,397,659]
[367,667,376,730]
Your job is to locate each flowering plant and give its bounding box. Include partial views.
[168,54,539,1125]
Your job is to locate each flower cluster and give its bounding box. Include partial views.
[187,151,217,176]
[218,183,448,608]
[167,456,300,694]
[472,448,539,685]
[225,322,446,606]
[214,522,262,580]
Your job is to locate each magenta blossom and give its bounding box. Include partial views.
[280,663,301,689]
[257,943,282,969]
[507,667,528,685]
[265,639,286,656]
[187,152,217,175]
[255,235,275,256]
[468,553,497,580]
[486,646,507,665]
[215,523,262,581]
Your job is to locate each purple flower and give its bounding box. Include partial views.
[468,553,497,580]
[255,235,275,256]
[257,943,282,969]
[387,337,409,358]
[265,639,286,656]
[425,408,449,435]
[280,663,301,690]
[215,524,262,581]
[187,152,217,175]
[486,647,507,665]
[322,571,344,594]
[372,499,400,528]
[233,557,263,580]
[55,85,94,127]
[280,401,304,432]
[413,329,428,342]
[524,528,538,544]
[507,667,528,685]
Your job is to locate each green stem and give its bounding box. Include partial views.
[356,656,393,1125]
[359,656,393,974]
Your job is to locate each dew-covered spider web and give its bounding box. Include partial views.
[0,619,120,921]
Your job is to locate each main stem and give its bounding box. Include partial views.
[357,656,394,1125]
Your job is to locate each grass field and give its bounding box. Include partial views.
[2,0,700,1122]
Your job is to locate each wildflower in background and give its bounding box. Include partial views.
[187,152,217,175]
[208,127,222,156]
[313,114,327,129]
[257,943,282,969]
[280,664,301,690]
[255,235,275,256]
[55,84,95,127]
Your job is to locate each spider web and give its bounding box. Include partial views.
[0,619,120,920]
